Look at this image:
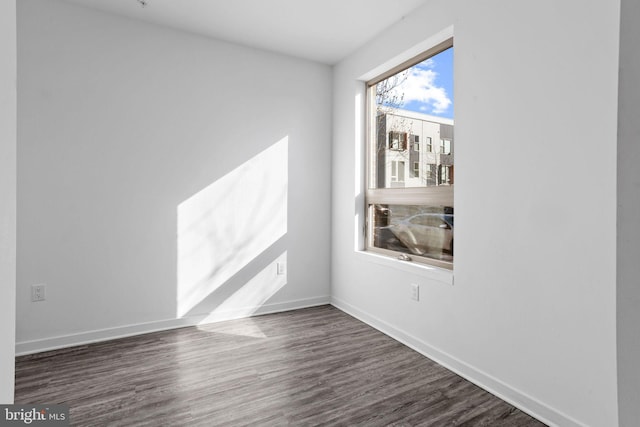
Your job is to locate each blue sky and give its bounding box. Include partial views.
[385,47,454,119]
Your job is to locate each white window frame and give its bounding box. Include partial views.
[365,38,454,270]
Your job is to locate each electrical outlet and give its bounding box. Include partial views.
[31,284,46,302]
[410,283,419,301]
[277,262,286,275]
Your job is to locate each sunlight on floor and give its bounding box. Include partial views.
[196,319,268,339]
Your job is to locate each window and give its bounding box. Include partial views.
[425,137,432,152]
[412,162,420,178]
[439,165,453,185]
[389,132,407,150]
[425,164,437,186]
[440,139,451,155]
[391,161,405,182]
[366,39,454,269]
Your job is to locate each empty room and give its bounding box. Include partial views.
[1,0,639,426]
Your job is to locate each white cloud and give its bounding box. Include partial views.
[390,65,451,114]
[421,58,435,69]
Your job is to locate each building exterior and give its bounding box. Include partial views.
[376,109,454,189]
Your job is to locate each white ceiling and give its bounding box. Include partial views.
[63,0,428,64]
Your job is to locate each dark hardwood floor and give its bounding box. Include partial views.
[15,305,546,426]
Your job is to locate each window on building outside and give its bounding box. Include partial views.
[412,135,420,152]
[425,164,433,182]
[390,161,405,182]
[389,132,407,150]
[366,39,454,269]
[412,162,420,178]
[441,139,451,155]
[439,164,453,185]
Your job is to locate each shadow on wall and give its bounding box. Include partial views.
[177,137,289,323]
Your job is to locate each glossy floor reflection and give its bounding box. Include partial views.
[15,306,546,426]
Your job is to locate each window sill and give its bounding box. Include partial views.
[355,250,454,286]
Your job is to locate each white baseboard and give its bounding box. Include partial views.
[330,296,585,427]
[15,296,330,356]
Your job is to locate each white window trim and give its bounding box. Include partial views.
[355,250,454,286]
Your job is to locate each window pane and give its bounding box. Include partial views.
[441,139,451,155]
[371,47,454,190]
[370,204,453,263]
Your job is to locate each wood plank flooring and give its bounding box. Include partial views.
[15,305,546,426]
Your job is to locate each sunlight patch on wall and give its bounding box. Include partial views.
[177,137,288,318]
[196,251,287,326]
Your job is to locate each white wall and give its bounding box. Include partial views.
[332,1,620,426]
[17,0,332,351]
[0,0,17,405]
[617,0,640,424]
